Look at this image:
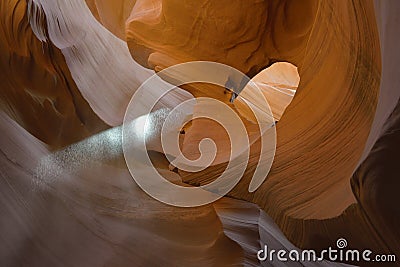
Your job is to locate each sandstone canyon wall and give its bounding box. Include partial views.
[0,0,399,266]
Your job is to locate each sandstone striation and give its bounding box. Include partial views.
[1,0,399,266]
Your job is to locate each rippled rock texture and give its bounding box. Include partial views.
[1,0,399,266]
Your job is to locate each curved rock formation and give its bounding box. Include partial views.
[127,0,381,220]
[351,98,400,260]
[126,0,318,75]
[1,0,399,266]
[125,0,400,264]
[0,0,108,147]
[0,112,244,266]
[85,0,137,40]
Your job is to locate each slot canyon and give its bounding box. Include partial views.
[0,0,399,266]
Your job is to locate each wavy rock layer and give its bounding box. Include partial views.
[0,0,108,147]
[1,0,399,266]
[1,111,352,266]
[85,0,137,40]
[127,0,380,217]
[124,0,400,264]
[0,112,244,266]
[126,0,318,75]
